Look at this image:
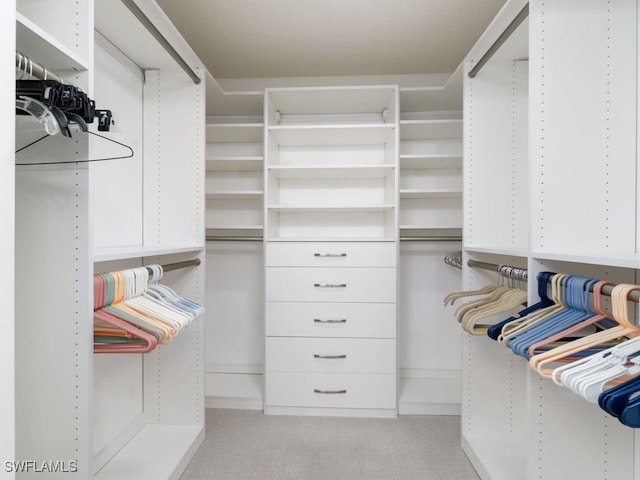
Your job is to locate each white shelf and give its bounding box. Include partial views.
[206,157,264,172]
[268,124,395,146]
[267,164,395,179]
[400,225,462,233]
[93,245,204,262]
[207,226,263,232]
[94,424,204,480]
[266,237,397,242]
[16,13,90,71]
[399,189,462,199]
[206,190,263,200]
[400,119,463,140]
[464,246,529,258]
[268,204,395,212]
[206,226,263,235]
[399,154,462,169]
[462,433,525,480]
[529,250,640,269]
[206,123,264,143]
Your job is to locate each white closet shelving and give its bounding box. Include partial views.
[13,0,205,478]
[264,85,399,417]
[396,76,464,414]
[205,115,264,237]
[204,87,266,410]
[14,1,93,478]
[399,111,463,240]
[461,1,640,479]
[265,86,398,242]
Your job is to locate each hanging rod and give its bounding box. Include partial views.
[15,51,64,83]
[467,259,528,280]
[120,0,201,85]
[150,258,201,273]
[466,259,640,301]
[467,3,529,79]
[444,251,463,270]
[206,236,263,242]
[400,236,462,242]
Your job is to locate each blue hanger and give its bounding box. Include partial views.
[508,276,599,358]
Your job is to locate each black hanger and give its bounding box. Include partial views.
[15,130,134,166]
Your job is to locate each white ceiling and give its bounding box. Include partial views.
[156,0,508,80]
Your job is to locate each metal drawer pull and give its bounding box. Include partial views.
[314,283,347,288]
[314,252,347,257]
[313,354,347,359]
[314,318,347,324]
[313,388,347,395]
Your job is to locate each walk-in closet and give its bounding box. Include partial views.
[7,0,640,479]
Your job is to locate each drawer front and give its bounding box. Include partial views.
[265,242,396,267]
[265,372,396,409]
[266,302,396,338]
[265,267,396,303]
[266,338,396,374]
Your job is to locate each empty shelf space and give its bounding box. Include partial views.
[206,227,263,241]
[400,119,463,140]
[206,157,264,172]
[268,204,395,212]
[399,189,462,199]
[268,164,395,179]
[400,154,462,169]
[268,124,395,146]
[400,226,462,235]
[206,123,264,143]
[399,89,462,112]
[267,86,397,117]
[206,190,263,200]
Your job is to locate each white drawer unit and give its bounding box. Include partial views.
[265,372,397,410]
[266,337,396,373]
[265,241,396,267]
[264,86,399,417]
[265,302,396,338]
[265,267,396,303]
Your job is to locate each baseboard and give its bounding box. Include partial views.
[398,369,461,415]
[205,396,263,410]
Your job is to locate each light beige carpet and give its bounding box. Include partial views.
[180,409,480,480]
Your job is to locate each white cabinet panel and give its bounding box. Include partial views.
[266,301,396,338]
[266,337,395,373]
[265,267,396,303]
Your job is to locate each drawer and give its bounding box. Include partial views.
[266,338,396,373]
[265,267,396,303]
[266,302,396,338]
[265,242,396,267]
[265,372,396,409]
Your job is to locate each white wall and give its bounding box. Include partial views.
[1,1,15,477]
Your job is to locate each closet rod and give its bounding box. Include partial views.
[467,3,529,79]
[467,259,640,301]
[468,259,528,280]
[15,51,64,84]
[120,0,202,85]
[152,258,201,273]
[400,236,462,242]
[206,236,263,242]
